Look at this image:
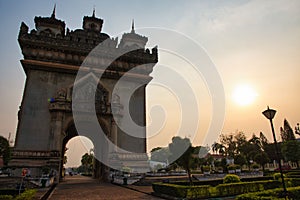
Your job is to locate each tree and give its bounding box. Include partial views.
[0,136,11,165]
[280,119,296,142]
[237,134,262,170]
[249,134,261,149]
[168,136,193,185]
[220,134,236,158]
[234,132,247,154]
[281,140,300,168]
[150,147,170,163]
[295,123,300,136]
[211,142,225,155]
[254,151,270,171]
[63,155,68,165]
[264,142,283,162]
[81,153,93,174]
[63,147,68,165]
[234,154,247,167]
[259,132,269,147]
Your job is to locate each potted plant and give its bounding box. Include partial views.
[217,167,223,174]
[235,165,241,173]
[227,165,236,174]
[252,164,260,172]
[202,165,210,175]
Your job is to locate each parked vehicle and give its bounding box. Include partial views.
[274,164,291,171]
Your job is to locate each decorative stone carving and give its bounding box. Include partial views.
[17,10,158,77]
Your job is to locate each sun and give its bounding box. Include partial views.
[232,84,258,106]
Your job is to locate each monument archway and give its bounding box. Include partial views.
[62,118,110,181]
[9,9,158,182]
[63,135,94,174]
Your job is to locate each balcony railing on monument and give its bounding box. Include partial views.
[12,150,60,158]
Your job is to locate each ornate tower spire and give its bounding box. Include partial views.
[131,19,135,33]
[92,6,96,18]
[51,4,56,18]
[82,8,103,32]
[119,19,148,49]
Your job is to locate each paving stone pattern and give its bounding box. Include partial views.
[48,176,163,200]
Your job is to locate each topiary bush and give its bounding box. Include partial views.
[223,174,241,183]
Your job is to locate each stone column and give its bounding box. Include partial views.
[49,112,65,151]
[111,119,118,152]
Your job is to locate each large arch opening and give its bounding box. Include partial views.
[64,136,94,176]
[60,118,111,181]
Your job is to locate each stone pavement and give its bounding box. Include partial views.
[48,176,163,200]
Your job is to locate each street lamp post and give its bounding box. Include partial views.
[262,106,287,198]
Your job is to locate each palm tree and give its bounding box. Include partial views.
[249,134,261,149]
[211,142,225,155]
[212,142,219,154]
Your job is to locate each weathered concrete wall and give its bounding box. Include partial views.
[15,69,75,151]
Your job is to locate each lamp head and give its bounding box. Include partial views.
[262,106,276,120]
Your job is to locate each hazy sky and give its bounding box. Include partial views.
[0,0,299,167]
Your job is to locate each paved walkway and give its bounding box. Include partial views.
[48,176,163,200]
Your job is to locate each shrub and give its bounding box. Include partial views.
[273,172,286,182]
[15,189,36,200]
[153,180,282,199]
[186,185,211,199]
[227,165,236,170]
[0,195,13,200]
[236,186,300,200]
[241,176,273,182]
[152,183,187,198]
[287,172,300,176]
[170,180,223,187]
[223,174,240,184]
[217,167,223,171]
[202,165,210,172]
[215,182,264,197]
[287,172,300,178]
[252,164,260,169]
[258,180,281,190]
[152,183,211,199]
[235,165,241,169]
[286,178,300,187]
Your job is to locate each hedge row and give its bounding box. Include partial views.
[152,183,211,199]
[236,186,300,200]
[173,179,223,187]
[173,176,273,187]
[0,189,36,200]
[152,180,281,199]
[287,172,300,179]
[287,178,300,187]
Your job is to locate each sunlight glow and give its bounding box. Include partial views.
[232,84,258,106]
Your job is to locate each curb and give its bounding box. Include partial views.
[39,184,57,200]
